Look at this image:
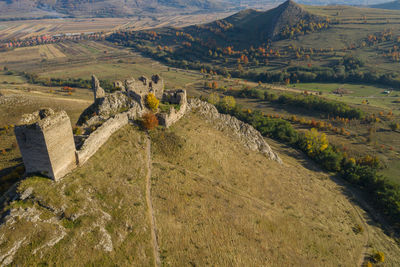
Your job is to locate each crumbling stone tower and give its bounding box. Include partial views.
[14,109,77,181]
[125,74,164,108]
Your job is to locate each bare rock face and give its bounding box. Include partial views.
[114,81,125,91]
[187,99,282,163]
[91,75,106,101]
[77,91,136,126]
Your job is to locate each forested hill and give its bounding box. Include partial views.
[178,0,328,48]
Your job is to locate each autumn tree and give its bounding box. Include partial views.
[208,92,220,105]
[302,128,329,157]
[142,112,159,130]
[220,96,236,110]
[389,122,399,131]
[146,93,159,112]
[212,81,218,90]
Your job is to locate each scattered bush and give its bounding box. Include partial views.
[219,96,236,112]
[353,224,364,234]
[141,112,159,130]
[373,251,385,263]
[73,126,82,135]
[207,92,220,105]
[389,122,399,131]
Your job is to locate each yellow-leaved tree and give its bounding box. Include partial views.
[208,92,220,105]
[304,128,329,157]
[146,93,159,112]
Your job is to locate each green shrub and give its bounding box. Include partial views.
[73,126,82,135]
[373,251,385,263]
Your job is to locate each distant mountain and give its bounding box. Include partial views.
[368,0,400,10]
[0,0,226,18]
[1,0,396,20]
[297,0,390,5]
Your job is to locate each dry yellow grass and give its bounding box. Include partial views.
[0,126,154,266]
[149,113,400,266]
[0,109,399,265]
[0,13,235,40]
[0,44,65,63]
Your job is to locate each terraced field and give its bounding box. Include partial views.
[0,12,235,41]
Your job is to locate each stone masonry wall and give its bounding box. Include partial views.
[158,90,187,128]
[15,110,77,181]
[76,111,129,166]
[158,102,187,128]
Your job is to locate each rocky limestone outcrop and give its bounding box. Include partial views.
[91,75,106,101]
[114,81,125,91]
[187,99,282,163]
[77,91,136,127]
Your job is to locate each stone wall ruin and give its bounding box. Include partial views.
[14,73,281,182]
[157,89,188,128]
[14,109,77,181]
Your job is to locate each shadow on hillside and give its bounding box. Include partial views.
[276,139,399,240]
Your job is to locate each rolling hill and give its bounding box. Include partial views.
[369,0,400,10]
[193,0,325,43]
[0,0,226,19]
[132,0,328,50]
[1,111,399,265]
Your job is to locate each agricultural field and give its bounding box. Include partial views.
[0,12,234,41]
[290,82,400,113]
[0,40,205,89]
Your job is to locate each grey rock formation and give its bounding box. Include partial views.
[91,75,106,101]
[77,91,136,127]
[114,81,125,91]
[187,99,282,163]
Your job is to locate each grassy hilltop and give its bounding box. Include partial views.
[0,113,399,265]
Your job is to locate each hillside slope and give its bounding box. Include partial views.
[0,111,399,265]
[182,0,325,46]
[0,0,224,18]
[369,0,400,10]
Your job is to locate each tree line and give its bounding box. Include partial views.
[237,87,364,119]
[15,71,117,92]
[209,95,400,235]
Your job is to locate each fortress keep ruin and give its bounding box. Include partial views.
[14,73,281,181]
[15,74,188,181]
[14,109,77,181]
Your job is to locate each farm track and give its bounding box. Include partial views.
[145,137,161,267]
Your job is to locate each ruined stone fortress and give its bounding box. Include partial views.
[15,74,188,181]
[14,74,281,181]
